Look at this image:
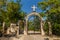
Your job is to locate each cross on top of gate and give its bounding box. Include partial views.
[31,5,37,12]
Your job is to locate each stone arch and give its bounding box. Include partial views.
[24,12,45,35]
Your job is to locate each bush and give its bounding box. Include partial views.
[52,23,60,36]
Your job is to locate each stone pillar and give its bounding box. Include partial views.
[17,21,20,35]
[16,26,19,37]
[48,22,52,36]
[2,22,5,36]
[24,19,28,35]
[41,21,45,35]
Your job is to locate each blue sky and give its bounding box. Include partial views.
[14,0,46,20]
[20,0,43,14]
[20,0,46,20]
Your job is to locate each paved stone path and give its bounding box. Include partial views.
[20,35,51,40]
[0,35,60,40]
[20,35,44,40]
[0,35,48,40]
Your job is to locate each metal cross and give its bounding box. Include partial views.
[31,5,37,11]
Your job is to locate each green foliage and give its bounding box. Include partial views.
[0,26,2,30]
[33,16,40,31]
[0,0,25,23]
[44,22,48,31]
[28,21,34,30]
[44,21,49,35]
[0,0,26,31]
[7,1,21,23]
[52,23,60,36]
[28,26,35,31]
[38,0,60,35]
[28,16,40,31]
[0,16,3,22]
[0,22,2,31]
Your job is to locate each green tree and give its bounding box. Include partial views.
[0,0,26,34]
[0,0,7,33]
[38,0,60,35]
[7,1,20,23]
[7,0,26,23]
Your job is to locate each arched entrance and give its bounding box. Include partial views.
[24,12,45,35]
